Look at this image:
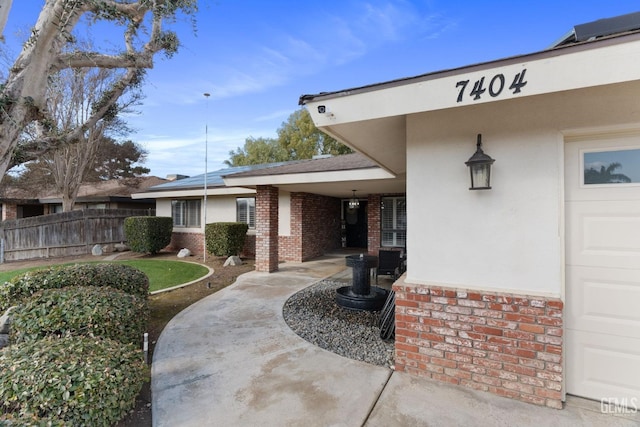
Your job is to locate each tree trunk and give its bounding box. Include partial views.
[0,1,82,177]
[62,190,76,212]
[0,0,13,40]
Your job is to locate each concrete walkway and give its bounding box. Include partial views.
[152,254,640,426]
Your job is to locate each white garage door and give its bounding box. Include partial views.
[565,132,640,406]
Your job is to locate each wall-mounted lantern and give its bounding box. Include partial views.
[465,134,495,190]
[348,190,360,209]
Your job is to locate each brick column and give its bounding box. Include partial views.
[256,185,279,272]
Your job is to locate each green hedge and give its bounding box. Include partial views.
[10,286,148,346]
[124,216,173,254]
[205,222,249,257]
[0,335,148,426]
[0,263,149,312]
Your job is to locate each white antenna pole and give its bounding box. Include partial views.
[203,92,210,262]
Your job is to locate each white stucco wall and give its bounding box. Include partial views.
[156,199,172,218]
[156,195,250,234]
[406,82,640,297]
[279,191,291,236]
[206,196,241,226]
[407,125,563,296]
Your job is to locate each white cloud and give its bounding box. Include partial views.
[136,2,451,110]
[357,2,407,40]
[254,109,291,123]
[139,123,279,177]
[127,1,454,176]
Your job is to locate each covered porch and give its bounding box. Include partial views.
[223,153,406,272]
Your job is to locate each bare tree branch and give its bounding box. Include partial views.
[54,52,154,70]
[10,66,143,167]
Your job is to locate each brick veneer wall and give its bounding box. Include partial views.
[299,193,341,261]
[242,233,256,258]
[367,194,381,254]
[279,236,300,261]
[393,281,564,409]
[168,231,256,258]
[3,203,17,221]
[256,185,279,272]
[279,192,341,262]
[168,231,204,254]
[280,193,303,262]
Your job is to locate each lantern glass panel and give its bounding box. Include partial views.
[470,164,491,189]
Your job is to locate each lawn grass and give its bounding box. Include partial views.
[0,260,210,293]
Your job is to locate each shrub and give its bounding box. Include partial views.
[0,413,66,425]
[10,286,148,346]
[205,222,249,256]
[124,216,173,254]
[0,335,148,426]
[0,263,148,311]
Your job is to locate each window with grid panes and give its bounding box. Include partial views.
[381,197,406,247]
[171,199,201,227]
[236,197,255,229]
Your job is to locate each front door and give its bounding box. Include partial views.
[565,132,640,406]
[344,201,368,248]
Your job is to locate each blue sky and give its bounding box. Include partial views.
[4,1,640,178]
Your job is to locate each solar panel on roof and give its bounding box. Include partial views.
[574,11,640,42]
[145,161,298,191]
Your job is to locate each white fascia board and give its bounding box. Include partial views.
[223,167,395,187]
[306,35,640,127]
[131,186,255,199]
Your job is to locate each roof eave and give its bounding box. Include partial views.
[224,167,395,187]
[299,30,640,105]
[131,186,256,199]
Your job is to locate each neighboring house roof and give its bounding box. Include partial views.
[43,176,168,203]
[0,184,41,203]
[0,176,166,204]
[80,176,167,198]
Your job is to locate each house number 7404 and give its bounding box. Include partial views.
[456,69,528,103]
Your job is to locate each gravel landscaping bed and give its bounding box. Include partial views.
[283,280,394,368]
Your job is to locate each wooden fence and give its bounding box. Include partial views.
[0,209,151,262]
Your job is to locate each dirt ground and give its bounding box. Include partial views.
[0,250,256,427]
